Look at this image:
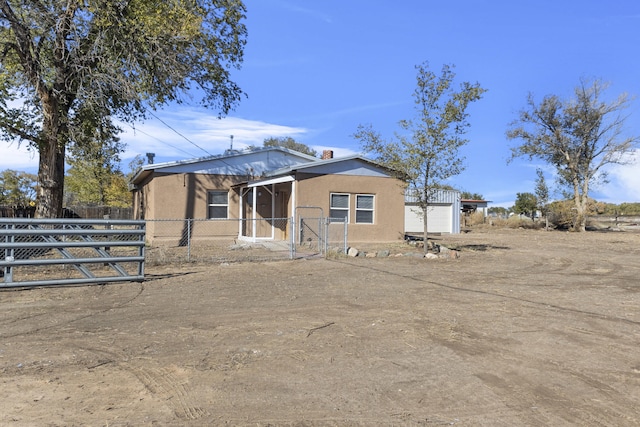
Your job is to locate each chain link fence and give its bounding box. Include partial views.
[145,217,348,264]
[145,218,295,264]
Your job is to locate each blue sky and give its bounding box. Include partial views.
[4,0,640,207]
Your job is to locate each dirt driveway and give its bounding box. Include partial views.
[1,228,639,426]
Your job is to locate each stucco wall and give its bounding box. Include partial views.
[295,173,405,242]
[134,170,405,243]
[134,173,244,220]
[133,173,246,244]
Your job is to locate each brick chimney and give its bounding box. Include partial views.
[322,150,334,160]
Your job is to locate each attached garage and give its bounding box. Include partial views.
[405,189,461,234]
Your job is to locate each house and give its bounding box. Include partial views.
[404,189,462,234]
[130,147,406,244]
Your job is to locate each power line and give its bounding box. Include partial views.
[127,125,198,158]
[148,111,212,156]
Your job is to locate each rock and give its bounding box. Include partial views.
[427,241,440,253]
[425,253,439,259]
[404,252,424,258]
[439,250,460,259]
[365,252,376,258]
[347,247,359,257]
[377,249,390,258]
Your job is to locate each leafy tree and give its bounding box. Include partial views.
[507,79,639,231]
[461,191,484,200]
[547,199,575,229]
[0,0,247,217]
[513,192,537,218]
[354,62,486,252]
[65,124,125,206]
[534,168,550,229]
[0,169,36,206]
[103,173,131,208]
[488,206,509,217]
[618,202,640,216]
[262,137,318,157]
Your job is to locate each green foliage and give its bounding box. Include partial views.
[353,62,486,250]
[65,128,126,206]
[616,202,640,215]
[0,0,247,217]
[0,169,36,206]
[513,192,537,218]
[461,191,484,200]
[534,168,550,228]
[488,206,509,216]
[547,199,576,229]
[262,137,318,157]
[590,201,640,216]
[534,169,549,210]
[507,79,639,231]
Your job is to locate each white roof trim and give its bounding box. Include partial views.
[247,175,294,188]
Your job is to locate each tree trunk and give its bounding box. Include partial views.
[36,138,66,218]
[35,99,67,218]
[571,174,586,232]
[422,204,429,254]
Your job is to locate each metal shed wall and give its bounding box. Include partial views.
[404,189,461,234]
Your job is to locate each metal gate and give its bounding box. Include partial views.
[294,207,347,257]
[1,218,145,288]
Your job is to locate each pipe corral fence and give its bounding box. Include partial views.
[1,218,145,288]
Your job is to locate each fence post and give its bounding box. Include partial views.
[324,218,329,256]
[343,218,348,253]
[4,223,13,283]
[289,217,295,259]
[187,219,192,262]
[138,221,145,277]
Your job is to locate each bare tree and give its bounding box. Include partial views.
[507,79,639,231]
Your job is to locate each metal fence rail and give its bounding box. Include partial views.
[1,218,145,288]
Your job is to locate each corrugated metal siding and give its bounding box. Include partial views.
[405,189,460,204]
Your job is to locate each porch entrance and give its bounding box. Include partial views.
[238,177,293,242]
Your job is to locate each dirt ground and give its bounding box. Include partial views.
[1,227,640,426]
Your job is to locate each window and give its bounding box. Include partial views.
[207,191,228,219]
[330,193,349,221]
[355,194,374,224]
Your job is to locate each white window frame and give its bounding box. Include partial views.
[330,193,350,222]
[207,190,229,219]
[355,194,375,224]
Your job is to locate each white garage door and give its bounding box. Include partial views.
[405,205,452,233]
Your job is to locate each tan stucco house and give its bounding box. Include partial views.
[130,147,405,244]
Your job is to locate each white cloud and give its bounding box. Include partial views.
[118,109,310,163]
[0,143,38,173]
[1,108,353,174]
[312,145,358,158]
[603,149,640,202]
